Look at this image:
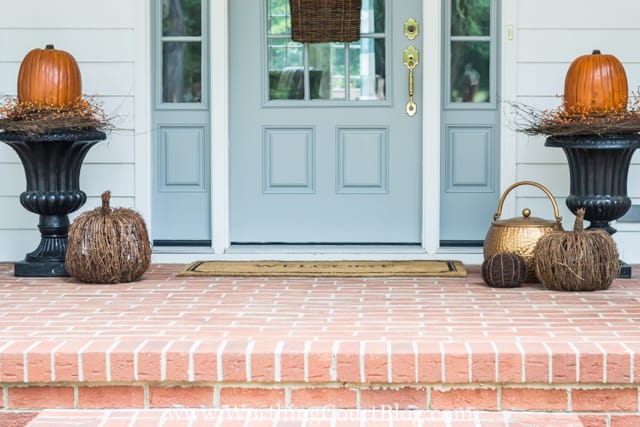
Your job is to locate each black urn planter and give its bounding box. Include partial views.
[545,133,640,278]
[0,130,106,277]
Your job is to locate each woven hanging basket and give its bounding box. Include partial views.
[66,191,151,284]
[290,0,362,43]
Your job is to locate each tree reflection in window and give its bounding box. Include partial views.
[161,0,203,104]
[449,0,491,103]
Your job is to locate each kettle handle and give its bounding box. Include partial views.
[493,180,563,223]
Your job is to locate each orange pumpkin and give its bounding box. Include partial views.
[17,44,82,106]
[563,50,628,114]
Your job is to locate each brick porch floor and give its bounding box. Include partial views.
[1,262,639,426]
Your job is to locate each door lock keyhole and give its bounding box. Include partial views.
[404,18,419,40]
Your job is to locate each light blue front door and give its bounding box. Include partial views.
[230,0,423,243]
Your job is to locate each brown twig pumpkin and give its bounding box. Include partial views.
[66,191,151,284]
[563,50,628,115]
[534,208,619,291]
[18,44,82,106]
[481,253,528,288]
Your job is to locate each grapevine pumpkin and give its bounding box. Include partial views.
[481,253,527,288]
[66,191,151,284]
[563,50,628,114]
[534,208,619,291]
[17,44,82,106]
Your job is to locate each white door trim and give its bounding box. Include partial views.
[499,0,519,217]
[211,0,231,253]
[134,0,153,235]
[422,0,442,254]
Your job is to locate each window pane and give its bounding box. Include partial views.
[163,0,201,36]
[308,43,344,100]
[349,39,386,101]
[162,42,202,103]
[450,41,490,103]
[451,0,490,36]
[268,0,290,35]
[268,39,305,100]
[265,0,387,102]
[361,0,385,34]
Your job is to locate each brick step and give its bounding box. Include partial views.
[26,409,585,427]
[1,338,635,386]
[1,339,639,417]
[2,383,640,414]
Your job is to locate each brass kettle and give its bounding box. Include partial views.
[483,181,563,282]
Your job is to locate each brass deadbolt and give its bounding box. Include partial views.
[404,18,419,40]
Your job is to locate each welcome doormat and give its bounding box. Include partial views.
[176,260,467,277]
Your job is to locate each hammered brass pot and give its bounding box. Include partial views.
[483,181,563,282]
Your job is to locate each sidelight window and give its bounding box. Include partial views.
[447,0,494,104]
[160,0,205,105]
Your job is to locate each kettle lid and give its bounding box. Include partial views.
[492,208,562,228]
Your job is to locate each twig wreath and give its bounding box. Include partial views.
[511,49,640,137]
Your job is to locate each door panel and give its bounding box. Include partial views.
[440,0,500,244]
[152,0,211,245]
[230,0,422,244]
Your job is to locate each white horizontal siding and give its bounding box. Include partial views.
[516,164,570,197]
[80,164,135,196]
[0,62,135,99]
[0,199,38,229]
[517,29,640,63]
[102,97,135,130]
[84,132,136,164]
[0,30,135,63]
[0,231,40,262]
[0,63,136,98]
[513,0,640,262]
[0,162,133,212]
[0,1,138,262]
[515,134,567,164]
[517,63,640,97]
[0,133,134,164]
[77,196,137,214]
[0,0,134,28]
[612,230,640,262]
[0,194,136,229]
[518,0,640,29]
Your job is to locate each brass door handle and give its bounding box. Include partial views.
[404,45,419,117]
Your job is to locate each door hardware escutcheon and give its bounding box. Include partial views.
[404,45,419,117]
[404,18,419,40]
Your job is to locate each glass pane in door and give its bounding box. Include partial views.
[450,41,490,103]
[362,0,385,33]
[268,39,305,100]
[448,0,491,104]
[162,41,202,103]
[162,0,201,36]
[348,39,386,101]
[450,0,490,36]
[308,43,345,100]
[267,0,290,35]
